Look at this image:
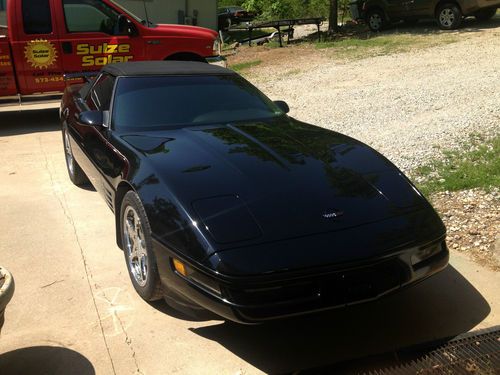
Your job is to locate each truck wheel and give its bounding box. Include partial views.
[62,124,89,186]
[367,9,386,31]
[475,7,497,21]
[437,3,462,29]
[120,191,162,302]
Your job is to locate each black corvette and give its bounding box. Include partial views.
[60,61,448,323]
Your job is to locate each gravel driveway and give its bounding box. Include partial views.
[252,28,500,173]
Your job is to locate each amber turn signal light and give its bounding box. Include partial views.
[172,258,187,276]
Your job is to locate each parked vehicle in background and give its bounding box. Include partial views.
[217,6,256,30]
[0,0,224,102]
[359,0,499,30]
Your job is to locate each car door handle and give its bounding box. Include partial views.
[147,40,160,45]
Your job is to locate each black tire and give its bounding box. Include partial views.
[366,9,386,31]
[62,124,89,186]
[475,7,497,21]
[120,191,162,301]
[436,3,462,30]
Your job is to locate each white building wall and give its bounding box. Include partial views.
[115,0,217,30]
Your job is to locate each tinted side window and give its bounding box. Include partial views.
[0,1,7,27]
[87,74,115,111]
[63,0,119,34]
[22,0,52,34]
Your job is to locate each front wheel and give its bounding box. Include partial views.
[120,191,162,301]
[62,124,89,186]
[475,7,497,21]
[366,9,386,31]
[436,3,462,30]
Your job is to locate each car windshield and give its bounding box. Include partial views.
[112,75,283,129]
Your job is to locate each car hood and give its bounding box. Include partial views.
[120,116,428,252]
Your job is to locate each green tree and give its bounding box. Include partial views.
[218,0,339,25]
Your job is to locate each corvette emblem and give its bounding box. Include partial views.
[322,210,344,219]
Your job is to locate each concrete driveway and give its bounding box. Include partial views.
[0,108,498,375]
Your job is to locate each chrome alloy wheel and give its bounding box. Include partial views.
[369,13,383,30]
[439,8,455,27]
[64,130,74,176]
[123,206,148,287]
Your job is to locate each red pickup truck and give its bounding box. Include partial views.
[0,0,224,101]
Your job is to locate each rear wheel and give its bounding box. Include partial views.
[475,7,497,21]
[367,9,386,31]
[62,124,89,186]
[120,191,162,301]
[436,3,462,30]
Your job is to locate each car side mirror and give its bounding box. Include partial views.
[274,100,290,114]
[118,14,137,36]
[79,111,104,127]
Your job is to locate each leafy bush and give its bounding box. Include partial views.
[218,0,336,20]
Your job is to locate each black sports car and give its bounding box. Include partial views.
[60,61,448,324]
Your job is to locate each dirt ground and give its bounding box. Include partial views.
[226,16,500,73]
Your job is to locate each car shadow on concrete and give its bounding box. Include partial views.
[0,108,60,137]
[190,265,490,374]
[0,346,95,375]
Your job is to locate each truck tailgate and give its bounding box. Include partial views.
[0,36,17,97]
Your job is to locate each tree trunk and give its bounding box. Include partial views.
[328,0,339,33]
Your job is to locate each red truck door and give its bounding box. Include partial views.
[9,0,66,95]
[56,0,146,74]
[0,36,17,96]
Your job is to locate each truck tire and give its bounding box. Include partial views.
[436,3,462,29]
[475,7,497,21]
[366,9,386,31]
[62,124,89,186]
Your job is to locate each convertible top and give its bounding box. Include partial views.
[103,61,235,77]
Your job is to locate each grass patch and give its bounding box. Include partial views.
[414,135,500,196]
[315,34,459,60]
[230,59,262,72]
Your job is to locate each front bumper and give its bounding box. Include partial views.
[206,55,227,68]
[152,238,449,324]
